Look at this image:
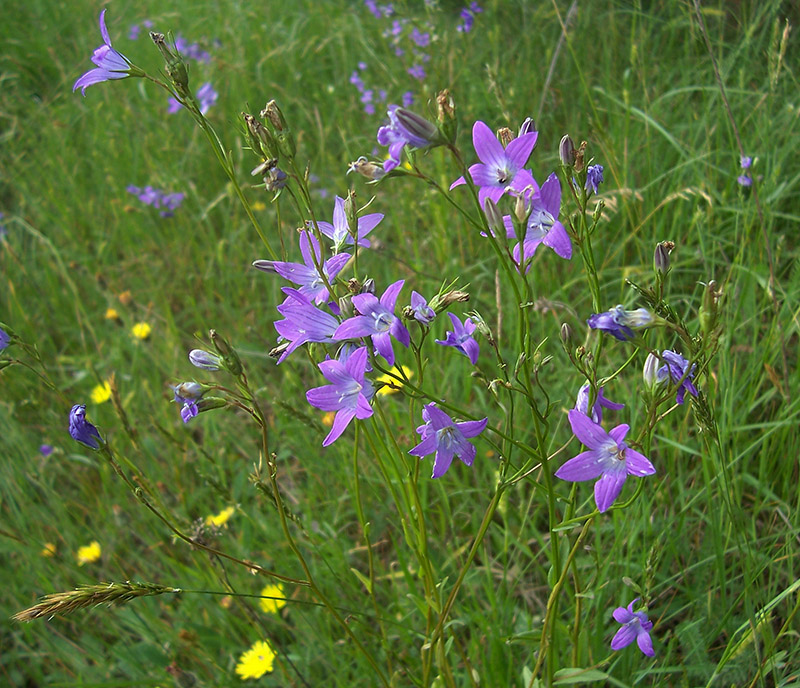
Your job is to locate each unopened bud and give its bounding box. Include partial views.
[514,352,527,378]
[175,381,204,400]
[560,322,573,346]
[361,278,376,294]
[643,352,661,390]
[395,107,441,145]
[654,241,674,275]
[338,295,354,319]
[699,280,722,337]
[150,33,189,94]
[429,290,470,313]
[514,194,528,224]
[483,198,504,235]
[344,190,359,237]
[210,329,243,376]
[261,100,287,131]
[189,349,223,371]
[196,396,228,413]
[497,127,514,148]
[559,135,576,166]
[518,118,536,137]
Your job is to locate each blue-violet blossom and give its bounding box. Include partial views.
[587,305,654,341]
[575,383,624,424]
[74,10,137,95]
[0,327,9,351]
[69,404,103,449]
[611,598,655,657]
[173,382,204,423]
[408,403,488,478]
[409,290,435,324]
[316,195,384,251]
[274,288,339,364]
[436,312,479,364]
[377,105,436,172]
[585,164,604,194]
[555,410,656,513]
[656,349,698,404]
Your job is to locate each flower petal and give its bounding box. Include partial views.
[431,446,455,478]
[504,131,538,170]
[567,409,611,449]
[457,417,488,438]
[636,629,655,657]
[472,121,505,170]
[554,450,605,482]
[610,624,637,651]
[594,469,627,512]
[625,448,656,477]
[323,408,356,446]
[613,606,634,624]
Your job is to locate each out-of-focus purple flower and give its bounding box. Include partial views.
[253,232,350,305]
[174,34,211,63]
[40,444,54,457]
[126,185,184,216]
[172,382,204,424]
[656,350,698,405]
[555,410,656,513]
[68,404,103,449]
[73,10,136,95]
[611,598,655,656]
[306,346,374,446]
[409,403,488,478]
[316,195,384,251]
[189,349,223,371]
[410,28,430,47]
[737,174,753,187]
[274,288,339,364]
[585,164,604,194]
[0,327,9,351]
[334,280,410,366]
[364,0,394,18]
[377,104,437,172]
[402,91,414,107]
[128,24,141,41]
[436,312,479,365]
[587,306,654,341]
[506,172,571,267]
[407,65,426,80]
[450,120,538,207]
[456,3,482,32]
[168,82,217,115]
[740,155,752,169]
[409,291,435,324]
[575,383,624,424]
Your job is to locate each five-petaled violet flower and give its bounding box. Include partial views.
[611,598,655,657]
[73,10,138,95]
[450,120,538,206]
[656,349,698,404]
[587,305,655,341]
[306,346,374,446]
[409,290,435,324]
[316,195,384,251]
[409,403,488,478]
[253,232,350,306]
[555,410,656,513]
[585,164,604,194]
[274,287,339,364]
[334,280,410,366]
[506,172,572,267]
[575,383,624,424]
[68,404,103,450]
[436,312,480,365]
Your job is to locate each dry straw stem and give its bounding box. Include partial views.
[13,581,180,622]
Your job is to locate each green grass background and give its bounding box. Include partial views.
[1,0,799,685]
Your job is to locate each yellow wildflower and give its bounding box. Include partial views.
[259,584,287,615]
[252,201,266,211]
[205,506,235,527]
[76,541,101,565]
[321,411,335,427]
[131,322,152,340]
[41,542,56,557]
[90,380,112,404]
[235,640,275,680]
[375,365,413,396]
[105,308,120,320]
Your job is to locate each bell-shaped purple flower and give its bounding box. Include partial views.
[274,288,339,364]
[73,10,135,95]
[409,291,435,324]
[408,403,488,478]
[575,383,624,424]
[555,410,656,513]
[377,105,436,172]
[334,280,410,366]
[68,404,103,449]
[253,232,350,306]
[306,346,374,446]
[436,312,480,365]
[656,350,698,405]
[172,382,204,424]
[450,120,538,206]
[611,598,655,657]
[585,164,604,194]
[587,305,654,341]
[316,195,384,251]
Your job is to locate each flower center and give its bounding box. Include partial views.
[372,311,393,332]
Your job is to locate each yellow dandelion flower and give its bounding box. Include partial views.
[259,584,287,615]
[235,640,275,680]
[41,542,56,557]
[252,201,266,211]
[105,308,120,320]
[205,506,235,527]
[90,380,112,404]
[131,322,152,340]
[375,365,413,396]
[76,541,101,565]
[321,411,335,427]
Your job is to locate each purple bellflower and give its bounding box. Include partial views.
[40,444,55,456]
[334,280,410,366]
[377,105,435,172]
[611,598,655,657]
[253,232,350,306]
[450,120,538,207]
[69,404,103,449]
[172,382,204,423]
[555,410,656,513]
[436,312,479,365]
[506,173,572,266]
[316,195,384,251]
[587,305,654,341]
[575,383,624,424]
[737,174,753,187]
[306,346,374,446]
[274,287,339,364]
[189,349,223,371]
[74,10,138,95]
[408,403,488,478]
[740,155,752,169]
[656,350,698,404]
[409,291,435,324]
[0,327,9,351]
[585,164,604,194]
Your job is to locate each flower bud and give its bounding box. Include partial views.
[261,100,287,132]
[395,108,441,146]
[518,118,536,137]
[654,241,674,275]
[189,349,223,371]
[560,322,573,346]
[360,278,376,295]
[174,381,204,401]
[210,329,243,376]
[642,352,660,390]
[338,295,354,319]
[699,280,722,337]
[261,100,295,158]
[344,190,359,238]
[196,396,228,413]
[468,310,494,345]
[429,289,469,313]
[151,33,189,95]
[496,127,514,148]
[559,135,575,166]
[514,194,528,224]
[483,198,504,236]
[244,114,278,159]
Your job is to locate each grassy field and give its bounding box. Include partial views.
[2,0,799,686]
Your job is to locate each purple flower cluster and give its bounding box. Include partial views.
[168,82,218,115]
[457,2,483,33]
[737,154,753,187]
[350,63,389,116]
[174,34,212,63]
[128,19,153,41]
[126,185,185,217]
